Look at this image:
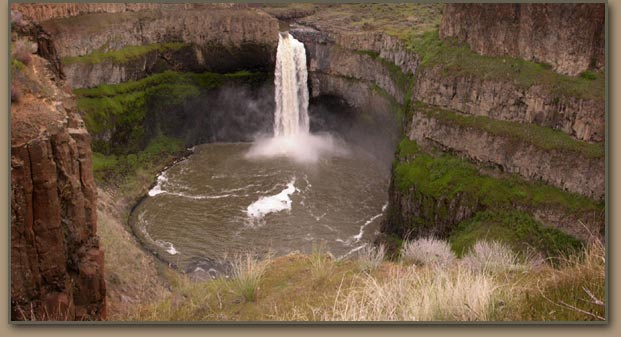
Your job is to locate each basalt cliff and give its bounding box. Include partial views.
[10,19,105,320]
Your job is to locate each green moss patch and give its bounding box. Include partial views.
[76,70,266,154]
[397,138,420,159]
[92,135,184,184]
[415,102,604,159]
[62,43,190,65]
[406,31,604,101]
[393,139,602,215]
[449,210,584,258]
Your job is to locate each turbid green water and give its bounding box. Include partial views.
[130,142,389,275]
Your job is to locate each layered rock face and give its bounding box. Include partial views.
[12,4,279,88]
[408,105,605,200]
[12,3,248,23]
[11,27,106,320]
[413,66,605,143]
[291,26,405,160]
[440,3,605,76]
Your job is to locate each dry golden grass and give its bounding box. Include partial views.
[115,239,604,322]
[96,188,172,320]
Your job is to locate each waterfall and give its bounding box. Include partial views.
[274,32,309,137]
[245,32,346,163]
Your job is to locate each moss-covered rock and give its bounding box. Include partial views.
[448,210,584,259]
[76,70,272,155]
[382,138,603,242]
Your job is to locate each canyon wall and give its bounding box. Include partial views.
[413,65,605,143]
[12,3,248,22]
[11,37,106,319]
[440,3,605,76]
[12,3,280,89]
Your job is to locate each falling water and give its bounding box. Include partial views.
[246,32,346,163]
[274,32,309,137]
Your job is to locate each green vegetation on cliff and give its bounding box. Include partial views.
[449,210,583,258]
[92,135,184,183]
[407,31,604,101]
[394,139,602,215]
[76,70,266,155]
[62,43,191,65]
[415,102,605,159]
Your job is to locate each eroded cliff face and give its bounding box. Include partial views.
[413,65,605,143]
[440,3,605,76]
[408,105,604,200]
[291,25,407,160]
[12,4,279,89]
[11,30,105,320]
[12,3,249,24]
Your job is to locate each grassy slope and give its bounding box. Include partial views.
[125,238,604,321]
[393,137,602,260]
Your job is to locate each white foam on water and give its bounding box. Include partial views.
[148,172,168,196]
[246,179,297,220]
[339,243,368,259]
[155,240,178,255]
[345,202,389,244]
[137,211,179,255]
[149,171,240,200]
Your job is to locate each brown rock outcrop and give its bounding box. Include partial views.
[408,106,605,200]
[413,66,605,143]
[11,35,106,320]
[11,3,248,23]
[440,3,605,76]
[24,6,279,88]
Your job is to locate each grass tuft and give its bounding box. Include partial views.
[310,242,335,283]
[356,244,386,272]
[327,266,499,321]
[401,237,456,267]
[230,253,271,303]
[461,241,527,274]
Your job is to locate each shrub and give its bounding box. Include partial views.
[401,237,455,267]
[357,244,386,272]
[229,253,270,302]
[461,240,526,274]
